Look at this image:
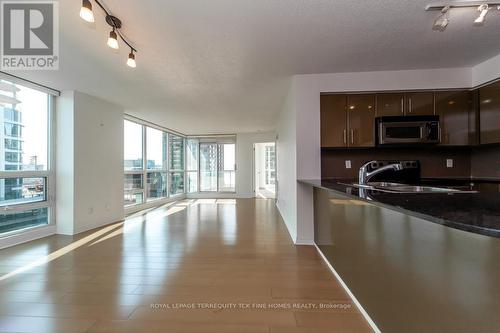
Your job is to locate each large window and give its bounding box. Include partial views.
[124,120,143,171]
[198,140,236,192]
[265,145,276,186]
[186,139,198,193]
[124,119,186,207]
[200,143,218,192]
[0,79,52,235]
[168,134,184,196]
[219,143,235,192]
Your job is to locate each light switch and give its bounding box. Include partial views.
[446,159,454,168]
[345,160,352,169]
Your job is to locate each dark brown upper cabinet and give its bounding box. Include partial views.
[321,94,347,148]
[377,93,404,116]
[405,92,435,116]
[347,94,376,147]
[435,91,475,146]
[479,81,500,144]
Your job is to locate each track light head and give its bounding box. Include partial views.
[433,6,450,31]
[127,50,136,68]
[474,4,490,25]
[107,29,119,49]
[80,0,94,23]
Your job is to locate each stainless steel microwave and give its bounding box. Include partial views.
[376,116,440,145]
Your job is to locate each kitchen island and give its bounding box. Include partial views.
[300,179,500,333]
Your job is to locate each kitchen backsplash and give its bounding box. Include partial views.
[321,147,473,179]
[471,145,500,180]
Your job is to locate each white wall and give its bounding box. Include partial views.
[276,80,297,243]
[235,132,276,198]
[276,67,474,244]
[56,91,75,235]
[56,91,124,235]
[472,53,500,87]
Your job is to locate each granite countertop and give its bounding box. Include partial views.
[299,178,500,237]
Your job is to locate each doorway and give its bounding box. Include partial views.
[254,142,276,199]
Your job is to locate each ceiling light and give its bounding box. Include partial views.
[474,4,489,25]
[426,2,500,30]
[433,6,450,31]
[107,29,119,49]
[127,50,136,68]
[81,0,138,67]
[79,0,94,23]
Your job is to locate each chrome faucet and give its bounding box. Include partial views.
[359,161,404,185]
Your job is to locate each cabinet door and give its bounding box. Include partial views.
[435,91,474,146]
[479,81,500,144]
[406,92,434,115]
[377,93,404,116]
[320,95,347,148]
[347,94,376,147]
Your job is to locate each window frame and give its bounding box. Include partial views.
[0,90,55,237]
[124,116,187,208]
[195,137,236,194]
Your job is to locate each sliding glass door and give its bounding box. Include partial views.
[199,143,218,192]
[199,142,235,192]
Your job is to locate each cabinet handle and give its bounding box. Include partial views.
[400,98,404,115]
[343,129,347,144]
[350,129,354,144]
[408,98,412,113]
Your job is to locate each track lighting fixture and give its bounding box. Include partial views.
[107,29,119,50]
[127,50,136,68]
[80,0,138,68]
[79,0,94,23]
[426,1,500,30]
[433,6,450,31]
[474,4,490,25]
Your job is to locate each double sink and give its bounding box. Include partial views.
[340,182,478,194]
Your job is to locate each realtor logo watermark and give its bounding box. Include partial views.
[1,1,59,70]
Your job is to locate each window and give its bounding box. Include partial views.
[146,172,167,199]
[146,127,166,170]
[199,140,236,192]
[169,172,184,195]
[124,119,186,207]
[219,143,235,192]
[124,120,143,171]
[186,139,198,193]
[4,123,22,138]
[169,134,184,170]
[5,139,22,151]
[0,78,52,236]
[265,145,276,186]
[4,108,21,123]
[200,143,218,191]
[168,134,184,196]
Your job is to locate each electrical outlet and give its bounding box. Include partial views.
[345,160,352,169]
[446,159,454,168]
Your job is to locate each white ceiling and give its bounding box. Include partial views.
[11,0,500,134]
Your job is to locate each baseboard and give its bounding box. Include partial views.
[0,225,56,250]
[314,244,381,333]
[295,237,314,245]
[71,218,124,235]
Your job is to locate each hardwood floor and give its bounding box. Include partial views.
[0,199,372,333]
